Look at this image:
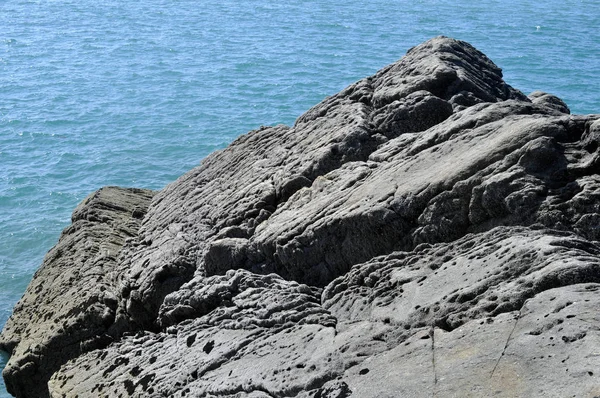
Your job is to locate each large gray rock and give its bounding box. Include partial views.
[340,283,600,398]
[116,36,528,330]
[249,105,597,286]
[2,36,600,397]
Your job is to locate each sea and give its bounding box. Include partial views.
[1,0,599,394]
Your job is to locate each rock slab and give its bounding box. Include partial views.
[1,36,600,398]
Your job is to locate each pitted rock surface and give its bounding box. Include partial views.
[322,226,600,330]
[2,36,600,397]
[49,270,388,397]
[0,187,155,398]
[116,36,528,329]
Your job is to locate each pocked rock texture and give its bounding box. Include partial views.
[1,36,600,398]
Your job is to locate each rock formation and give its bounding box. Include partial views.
[1,36,600,397]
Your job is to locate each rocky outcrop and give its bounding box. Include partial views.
[2,36,600,397]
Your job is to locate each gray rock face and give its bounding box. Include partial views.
[117,36,528,330]
[2,36,600,397]
[0,187,155,397]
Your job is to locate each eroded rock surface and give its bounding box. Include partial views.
[2,36,600,397]
[0,187,155,397]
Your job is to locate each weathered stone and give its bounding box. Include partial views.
[116,36,528,330]
[2,36,600,398]
[251,106,598,286]
[339,284,600,397]
[0,187,155,398]
[48,270,387,397]
[529,90,571,114]
[322,226,600,330]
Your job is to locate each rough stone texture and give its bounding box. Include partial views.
[116,36,528,330]
[0,187,155,398]
[249,105,599,286]
[2,36,600,397]
[341,283,600,398]
[322,226,600,330]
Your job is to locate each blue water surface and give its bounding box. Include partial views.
[1,0,599,395]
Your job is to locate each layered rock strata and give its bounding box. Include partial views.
[0,187,155,397]
[1,36,600,397]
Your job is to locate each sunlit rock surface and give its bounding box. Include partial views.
[2,36,600,398]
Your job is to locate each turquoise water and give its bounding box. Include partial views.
[1,0,599,394]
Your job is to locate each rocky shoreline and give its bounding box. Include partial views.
[2,36,600,397]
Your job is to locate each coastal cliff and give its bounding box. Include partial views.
[2,36,600,397]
